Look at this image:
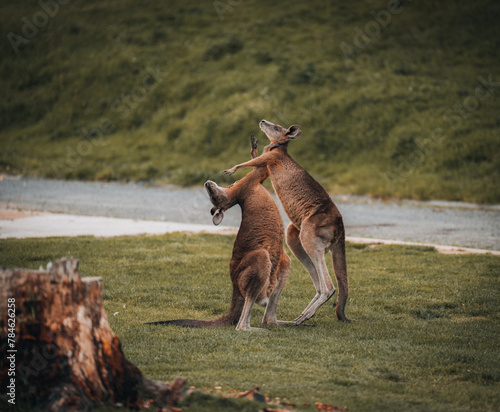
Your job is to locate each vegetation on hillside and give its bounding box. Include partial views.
[1,0,499,202]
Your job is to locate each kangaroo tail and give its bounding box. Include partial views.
[146,288,245,328]
[331,222,352,322]
[144,318,227,328]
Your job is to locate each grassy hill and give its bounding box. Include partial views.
[1,0,499,202]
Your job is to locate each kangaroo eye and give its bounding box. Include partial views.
[274,126,278,131]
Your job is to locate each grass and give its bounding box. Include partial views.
[1,0,499,203]
[0,233,499,411]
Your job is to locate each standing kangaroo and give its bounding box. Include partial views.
[148,137,292,331]
[224,120,352,324]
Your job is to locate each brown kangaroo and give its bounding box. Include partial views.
[224,120,352,324]
[147,136,292,331]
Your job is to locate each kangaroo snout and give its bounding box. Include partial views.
[205,180,222,198]
[204,180,220,205]
[259,120,302,145]
[260,119,273,129]
[204,180,215,191]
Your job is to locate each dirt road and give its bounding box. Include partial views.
[0,176,498,252]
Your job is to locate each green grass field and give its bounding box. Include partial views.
[1,0,499,203]
[1,233,499,411]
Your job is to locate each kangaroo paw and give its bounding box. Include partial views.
[250,135,258,149]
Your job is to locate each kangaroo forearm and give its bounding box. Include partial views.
[235,157,266,170]
[225,155,271,175]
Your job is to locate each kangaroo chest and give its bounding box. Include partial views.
[267,162,334,228]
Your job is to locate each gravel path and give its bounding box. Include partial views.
[0,176,498,251]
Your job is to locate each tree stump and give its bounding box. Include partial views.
[0,258,185,411]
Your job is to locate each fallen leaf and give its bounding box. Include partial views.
[236,387,259,399]
[253,392,267,403]
[315,401,347,411]
[140,398,154,409]
[185,386,196,397]
[263,409,289,412]
[236,387,267,403]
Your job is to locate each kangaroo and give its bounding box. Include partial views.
[224,120,352,324]
[147,136,292,331]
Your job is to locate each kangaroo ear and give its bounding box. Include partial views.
[212,208,224,225]
[286,125,302,140]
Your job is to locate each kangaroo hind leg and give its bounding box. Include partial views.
[294,218,336,325]
[262,252,294,325]
[286,223,323,320]
[331,239,353,322]
[235,250,272,332]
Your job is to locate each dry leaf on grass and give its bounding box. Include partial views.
[236,387,259,399]
[235,386,268,403]
[263,408,291,412]
[280,402,296,408]
[315,401,347,411]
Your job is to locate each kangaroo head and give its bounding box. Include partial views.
[204,181,236,225]
[259,120,302,146]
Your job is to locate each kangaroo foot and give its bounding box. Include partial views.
[263,319,296,326]
[336,311,354,322]
[294,312,315,325]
